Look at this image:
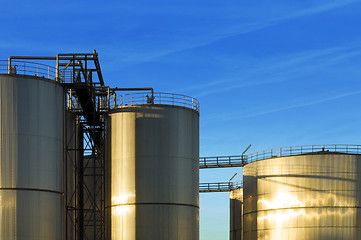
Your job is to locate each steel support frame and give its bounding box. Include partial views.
[65,106,106,240]
[63,52,106,240]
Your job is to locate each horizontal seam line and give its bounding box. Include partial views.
[106,202,199,209]
[0,188,62,195]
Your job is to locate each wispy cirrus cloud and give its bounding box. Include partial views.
[183,42,361,97]
[204,89,361,123]
[106,0,361,66]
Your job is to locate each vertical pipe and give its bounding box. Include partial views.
[72,56,75,83]
[8,58,11,74]
[107,88,110,109]
[85,55,88,82]
[68,90,72,110]
[56,55,59,82]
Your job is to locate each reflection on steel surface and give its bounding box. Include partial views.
[0,74,63,240]
[243,153,361,240]
[107,105,199,240]
[230,188,243,240]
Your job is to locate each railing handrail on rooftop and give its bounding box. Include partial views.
[200,144,361,168]
[0,60,61,81]
[111,91,200,112]
[246,144,361,163]
[1,60,200,112]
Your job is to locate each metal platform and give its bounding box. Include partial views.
[199,155,246,168]
[199,182,243,193]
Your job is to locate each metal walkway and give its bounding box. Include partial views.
[199,155,245,168]
[199,145,361,168]
[199,181,243,193]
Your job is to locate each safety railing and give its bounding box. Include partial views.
[199,181,243,192]
[59,69,76,83]
[199,155,245,168]
[246,144,361,164]
[111,92,199,112]
[0,60,8,73]
[0,60,60,81]
[200,144,361,168]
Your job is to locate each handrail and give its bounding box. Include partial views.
[200,155,245,168]
[200,144,361,168]
[0,60,61,81]
[199,181,243,192]
[110,91,200,112]
[245,144,361,164]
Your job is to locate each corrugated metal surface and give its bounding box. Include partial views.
[107,105,199,240]
[230,188,243,240]
[243,153,361,240]
[0,74,64,240]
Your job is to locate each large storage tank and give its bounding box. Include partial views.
[243,149,361,240]
[0,74,64,240]
[106,95,199,240]
[230,188,243,240]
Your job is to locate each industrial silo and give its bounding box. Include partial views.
[230,188,243,240]
[0,74,64,239]
[106,93,199,240]
[243,146,361,240]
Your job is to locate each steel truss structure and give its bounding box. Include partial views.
[60,52,107,240]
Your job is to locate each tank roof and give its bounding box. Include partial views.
[109,91,199,112]
[245,144,361,164]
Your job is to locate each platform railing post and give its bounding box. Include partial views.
[56,55,59,82]
[8,58,11,74]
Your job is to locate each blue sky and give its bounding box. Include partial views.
[2,0,361,239]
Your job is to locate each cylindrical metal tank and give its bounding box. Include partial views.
[230,188,243,240]
[243,152,361,240]
[0,74,64,240]
[106,104,199,240]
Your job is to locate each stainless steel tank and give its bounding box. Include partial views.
[230,188,243,240]
[106,103,199,240]
[0,74,64,240]
[243,152,361,240]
